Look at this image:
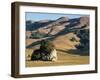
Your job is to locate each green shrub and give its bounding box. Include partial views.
[30,32,52,39]
[30,32,45,39]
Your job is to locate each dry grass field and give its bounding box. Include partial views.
[25,49,89,67]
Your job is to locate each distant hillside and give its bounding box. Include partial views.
[26,16,89,39]
[26,16,89,54]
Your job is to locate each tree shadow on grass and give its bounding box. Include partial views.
[57,49,89,56]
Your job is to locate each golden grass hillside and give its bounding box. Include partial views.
[25,33,89,67]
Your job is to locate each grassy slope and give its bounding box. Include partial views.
[25,33,89,67]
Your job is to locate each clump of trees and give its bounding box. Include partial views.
[70,37,78,42]
[31,40,55,61]
[75,29,89,53]
[30,32,46,39]
[40,40,55,53]
[30,32,52,39]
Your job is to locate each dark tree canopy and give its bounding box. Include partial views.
[75,29,89,51]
